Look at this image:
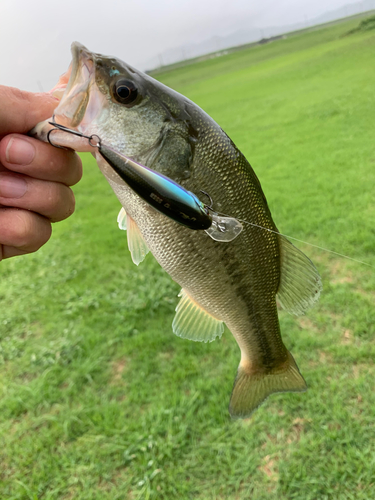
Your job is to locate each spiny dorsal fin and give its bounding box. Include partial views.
[117,207,127,230]
[126,214,149,266]
[277,235,322,316]
[172,289,224,343]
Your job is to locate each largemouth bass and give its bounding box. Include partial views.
[32,42,322,418]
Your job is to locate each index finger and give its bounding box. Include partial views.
[0,134,82,186]
[0,86,58,137]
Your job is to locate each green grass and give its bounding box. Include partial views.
[1,15,375,500]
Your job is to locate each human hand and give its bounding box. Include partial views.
[0,86,82,261]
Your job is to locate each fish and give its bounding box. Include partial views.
[32,42,322,418]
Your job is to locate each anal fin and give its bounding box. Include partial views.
[172,289,224,343]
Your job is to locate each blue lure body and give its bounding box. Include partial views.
[98,143,212,230]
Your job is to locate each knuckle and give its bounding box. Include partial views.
[8,86,27,103]
[12,211,32,247]
[68,188,76,215]
[13,211,51,250]
[60,187,76,221]
[31,225,52,252]
[48,184,76,222]
[65,151,83,185]
[44,148,82,185]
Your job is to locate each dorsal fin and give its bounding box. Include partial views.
[277,235,322,316]
[172,289,224,343]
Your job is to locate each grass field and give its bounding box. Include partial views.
[1,14,375,500]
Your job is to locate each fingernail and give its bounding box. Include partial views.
[0,173,27,198]
[6,138,35,165]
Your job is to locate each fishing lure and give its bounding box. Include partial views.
[46,120,374,270]
[47,121,243,242]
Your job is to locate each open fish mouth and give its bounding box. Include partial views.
[50,42,106,133]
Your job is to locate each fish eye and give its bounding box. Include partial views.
[113,79,138,105]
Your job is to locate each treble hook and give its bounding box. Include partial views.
[47,116,101,150]
[47,128,71,150]
[200,190,214,210]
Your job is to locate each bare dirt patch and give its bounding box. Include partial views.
[258,454,279,482]
[111,358,128,384]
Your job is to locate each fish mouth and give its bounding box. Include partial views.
[51,42,106,132]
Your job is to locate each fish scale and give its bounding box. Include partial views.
[32,42,322,418]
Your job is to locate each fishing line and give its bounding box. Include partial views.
[46,119,373,270]
[214,210,375,269]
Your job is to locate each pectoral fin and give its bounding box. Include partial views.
[117,207,127,230]
[172,289,224,343]
[277,236,322,316]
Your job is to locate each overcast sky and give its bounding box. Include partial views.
[0,0,371,92]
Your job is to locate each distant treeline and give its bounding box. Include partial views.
[346,14,375,34]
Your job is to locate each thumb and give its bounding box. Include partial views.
[0,85,59,137]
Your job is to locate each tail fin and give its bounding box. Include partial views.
[229,351,307,419]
